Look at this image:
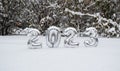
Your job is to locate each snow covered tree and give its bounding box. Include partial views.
[0,0,8,35]
[0,0,119,37]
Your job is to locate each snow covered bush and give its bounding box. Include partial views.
[0,0,120,37]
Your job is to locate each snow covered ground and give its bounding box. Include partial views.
[0,36,120,71]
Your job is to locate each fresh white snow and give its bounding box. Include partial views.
[0,36,120,71]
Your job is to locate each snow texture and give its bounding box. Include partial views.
[65,8,119,26]
[0,36,120,71]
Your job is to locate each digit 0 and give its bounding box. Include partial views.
[46,26,61,48]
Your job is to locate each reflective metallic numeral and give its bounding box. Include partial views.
[83,27,98,47]
[23,28,42,49]
[63,27,79,48]
[46,26,61,48]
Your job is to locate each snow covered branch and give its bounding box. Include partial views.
[65,8,118,26]
[46,0,61,8]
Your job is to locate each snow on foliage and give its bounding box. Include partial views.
[0,0,120,37]
[65,8,118,27]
